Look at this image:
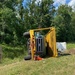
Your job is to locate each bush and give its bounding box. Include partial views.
[0,44,26,59]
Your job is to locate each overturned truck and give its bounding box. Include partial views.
[23,27,58,60]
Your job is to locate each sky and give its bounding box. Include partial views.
[23,0,75,10]
[53,0,75,9]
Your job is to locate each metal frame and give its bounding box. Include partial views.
[29,27,58,59]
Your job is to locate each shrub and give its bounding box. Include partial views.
[0,44,26,59]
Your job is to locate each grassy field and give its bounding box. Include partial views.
[0,43,75,75]
[67,43,75,49]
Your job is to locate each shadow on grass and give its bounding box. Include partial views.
[58,52,71,57]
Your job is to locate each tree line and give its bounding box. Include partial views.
[0,0,75,46]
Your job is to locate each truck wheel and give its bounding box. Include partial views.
[24,55,31,60]
[23,32,30,38]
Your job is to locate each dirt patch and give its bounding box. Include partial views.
[68,48,75,55]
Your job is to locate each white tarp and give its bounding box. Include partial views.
[56,42,66,52]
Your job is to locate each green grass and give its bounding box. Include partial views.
[0,55,75,75]
[0,43,75,75]
[67,43,75,49]
[0,56,23,66]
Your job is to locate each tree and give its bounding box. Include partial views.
[23,0,55,30]
[0,0,24,45]
[52,5,73,42]
[70,12,75,41]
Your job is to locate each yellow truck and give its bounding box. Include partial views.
[23,27,58,60]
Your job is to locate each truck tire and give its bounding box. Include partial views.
[24,55,31,60]
[23,32,30,38]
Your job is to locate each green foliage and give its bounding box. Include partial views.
[70,12,75,41]
[0,0,25,45]
[0,44,26,59]
[52,5,75,42]
[23,0,55,30]
[0,0,75,45]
